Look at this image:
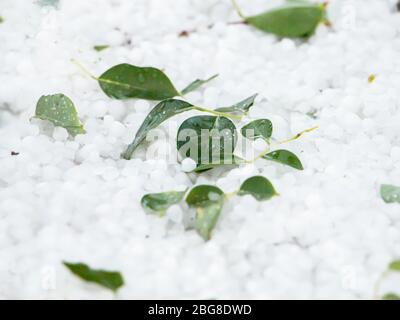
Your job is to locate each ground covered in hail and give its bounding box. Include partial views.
[1,0,400,299]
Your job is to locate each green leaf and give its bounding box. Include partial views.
[34,94,85,136]
[98,64,180,100]
[181,74,219,95]
[63,262,124,292]
[238,176,277,201]
[382,293,400,300]
[388,260,400,272]
[122,99,194,160]
[186,185,225,240]
[177,115,238,168]
[380,185,400,204]
[246,2,325,38]
[141,190,186,217]
[214,94,258,114]
[241,119,273,141]
[262,149,303,170]
[94,45,109,52]
[0,16,4,23]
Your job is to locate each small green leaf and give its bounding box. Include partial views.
[122,99,194,160]
[241,119,273,141]
[34,94,85,136]
[246,2,325,38]
[380,185,400,204]
[181,74,219,95]
[98,64,180,100]
[214,94,258,114]
[238,176,277,201]
[389,260,400,272]
[63,262,124,292]
[382,293,400,300]
[0,16,4,23]
[177,115,237,168]
[262,149,303,170]
[186,185,225,240]
[94,45,109,52]
[141,190,186,217]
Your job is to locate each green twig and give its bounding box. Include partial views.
[231,0,245,20]
[193,106,243,120]
[70,59,98,81]
[278,125,319,144]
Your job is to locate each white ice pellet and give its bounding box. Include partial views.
[390,146,400,161]
[181,158,197,172]
[166,205,183,223]
[134,100,150,113]
[253,139,268,152]
[52,127,69,141]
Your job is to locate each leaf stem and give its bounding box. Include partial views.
[224,190,238,200]
[70,59,98,81]
[231,0,245,20]
[193,106,243,120]
[278,125,319,144]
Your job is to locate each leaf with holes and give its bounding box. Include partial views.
[381,184,400,204]
[98,64,180,100]
[63,262,124,292]
[245,2,325,38]
[34,94,85,136]
[181,74,219,95]
[214,94,258,114]
[122,99,194,160]
[241,119,273,141]
[238,176,277,201]
[177,115,237,168]
[141,190,186,217]
[262,149,303,170]
[186,185,225,240]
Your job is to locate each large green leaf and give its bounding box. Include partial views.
[34,94,85,136]
[380,185,400,204]
[241,119,273,141]
[122,99,194,160]
[238,176,277,201]
[262,149,303,170]
[63,262,124,292]
[186,185,225,240]
[214,94,258,114]
[181,74,218,95]
[177,115,238,168]
[141,190,186,217]
[98,64,180,100]
[246,2,325,38]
